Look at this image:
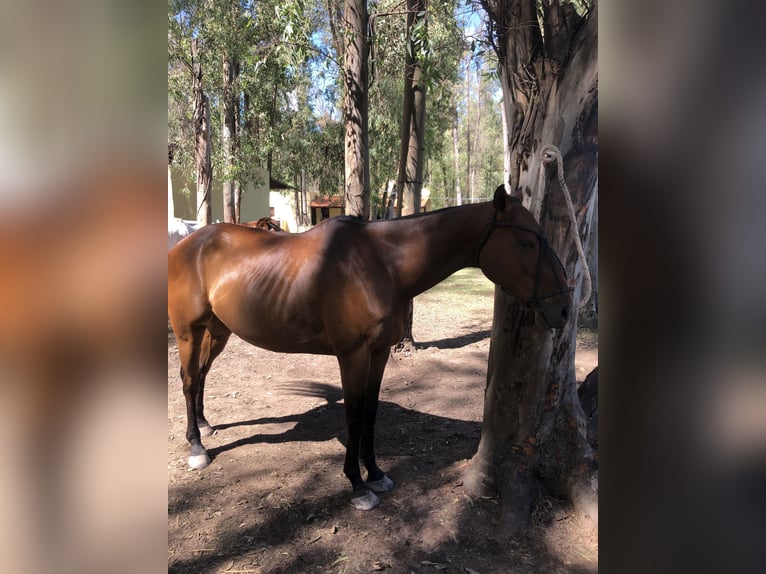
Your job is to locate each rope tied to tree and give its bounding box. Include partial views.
[536,144,593,311]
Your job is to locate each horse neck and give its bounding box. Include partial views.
[378,202,493,298]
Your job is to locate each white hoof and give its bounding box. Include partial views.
[366,475,394,493]
[350,490,380,511]
[198,423,214,437]
[188,453,211,470]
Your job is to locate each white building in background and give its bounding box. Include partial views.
[268,189,299,232]
[169,166,295,226]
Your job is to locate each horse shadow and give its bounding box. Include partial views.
[416,328,491,350]
[205,380,482,463]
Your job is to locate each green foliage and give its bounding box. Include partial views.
[168,0,505,216]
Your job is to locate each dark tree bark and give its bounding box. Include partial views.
[395,0,427,218]
[192,38,212,227]
[342,0,371,219]
[463,0,598,532]
[391,0,427,355]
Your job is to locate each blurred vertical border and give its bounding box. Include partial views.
[2,0,763,572]
[601,0,766,572]
[0,1,166,573]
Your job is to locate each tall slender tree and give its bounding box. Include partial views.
[342,0,371,219]
[221,52,239,223]
[395,0,427,217]
[452,103,462,206]
[191,37,212,226]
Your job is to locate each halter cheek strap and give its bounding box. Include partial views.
[474,211,499,264]
[475,213,573,307]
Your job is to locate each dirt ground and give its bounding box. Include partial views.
[168,269,598,573]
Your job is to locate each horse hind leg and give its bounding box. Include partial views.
[195,317,231,437]
[174,322,211,469]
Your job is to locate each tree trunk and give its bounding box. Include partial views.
[392,0,427,354]
[452,105,462,206]
[499,83,512,190]
[464,57,472,202]
[192,38,212,227]
[394,42,413,220]
[234,180,242,224]
[238,87,253,225]
[342,0,370,219]
[301,172,309,228]
[469,64,482,201]
[222,53,239,223]
[395,0,427,218]
[464,1,598,532]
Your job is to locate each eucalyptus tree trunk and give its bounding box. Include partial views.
[395,0,427,218]
[221,54,239,223]
[192,38,212,227]
[452,106,462,206]
[468,64,482,201]
[464,0,598,532]
[464,57,473,202]
[342,0,371,219]
[499,89,511,192]
[392,0,427,354]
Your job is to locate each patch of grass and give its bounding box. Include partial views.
[417,268,495,304]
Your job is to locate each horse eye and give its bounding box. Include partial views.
[520,239,535,249]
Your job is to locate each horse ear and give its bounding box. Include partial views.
[493,185,511,212]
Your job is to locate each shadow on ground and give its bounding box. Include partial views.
[169,379,594,574]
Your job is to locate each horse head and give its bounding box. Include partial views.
[477,185,573,329]
[242,217,283,232]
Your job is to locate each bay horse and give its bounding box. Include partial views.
[241,217,283,232]
[167,185,572,510]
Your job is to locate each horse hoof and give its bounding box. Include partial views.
[366,475,394,493]
[188,453,211,470]
[198,423,214,437]
[350,490,380,511]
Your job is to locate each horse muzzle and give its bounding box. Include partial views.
[534,295,572,330]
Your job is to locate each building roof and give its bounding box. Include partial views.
[310,195,344,208]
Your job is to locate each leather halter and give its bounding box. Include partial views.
[475,210,573,307]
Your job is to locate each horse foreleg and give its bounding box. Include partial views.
[360,349,394,494]
[338,348,379,510]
